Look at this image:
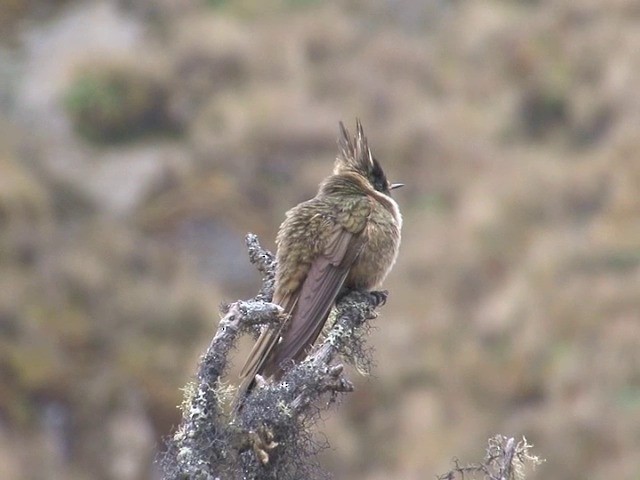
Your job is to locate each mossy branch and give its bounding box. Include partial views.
[159,234,386,480]
[438,435,544,480]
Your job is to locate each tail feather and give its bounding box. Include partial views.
[232,295,297,414]
[232,328,281,414]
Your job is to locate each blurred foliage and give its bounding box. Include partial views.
[518,83,568,139]
[204,0,321,13]
[0,0,69,37]
[63,61,179,143]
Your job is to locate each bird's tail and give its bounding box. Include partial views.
[232,326,283,415]
[231,371,256,415]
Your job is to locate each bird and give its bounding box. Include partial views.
[235,120,402,408]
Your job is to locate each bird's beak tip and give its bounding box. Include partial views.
[390,183,405,190]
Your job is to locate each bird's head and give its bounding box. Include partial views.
[331,120,403,197]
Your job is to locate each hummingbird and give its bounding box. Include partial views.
[236,120,402,405]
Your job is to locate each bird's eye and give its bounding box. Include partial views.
[373,178,388,193]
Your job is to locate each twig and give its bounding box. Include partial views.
[437,435,545,480]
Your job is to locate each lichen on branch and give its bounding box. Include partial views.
[159,234,387,480]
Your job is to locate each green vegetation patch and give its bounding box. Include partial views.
[63,61,179,144]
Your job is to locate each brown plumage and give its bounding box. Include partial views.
[235,120,402,408]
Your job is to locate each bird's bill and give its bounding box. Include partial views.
[390,183,405,190]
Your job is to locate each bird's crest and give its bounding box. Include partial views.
[335,119,375,176]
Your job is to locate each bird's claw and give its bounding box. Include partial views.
[368,290,388,307]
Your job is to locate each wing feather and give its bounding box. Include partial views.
[261,227,364,376]
[235,197,371,410]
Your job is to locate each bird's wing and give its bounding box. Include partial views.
[234,226,364,410]
[235,197,371,411]
[261,224,366,377]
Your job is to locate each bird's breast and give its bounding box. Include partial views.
[346,203,401,290]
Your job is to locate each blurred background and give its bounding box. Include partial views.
[1,0,639,479]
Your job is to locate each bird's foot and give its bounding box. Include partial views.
[367,290,388,307]
[337,288,388,308]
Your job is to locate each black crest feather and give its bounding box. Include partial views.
[335,120,390,195]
